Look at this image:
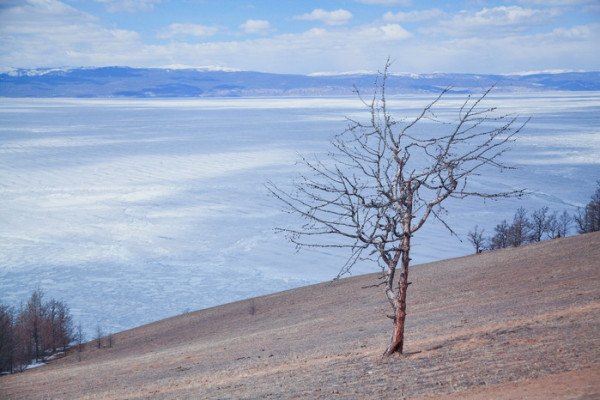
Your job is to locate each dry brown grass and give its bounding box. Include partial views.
[1,232,599,399]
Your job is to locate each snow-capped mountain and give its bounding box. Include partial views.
[1,67,599,97]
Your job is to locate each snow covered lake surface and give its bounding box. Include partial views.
[1,93,599,337]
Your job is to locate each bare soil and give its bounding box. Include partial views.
[1,232,599,399]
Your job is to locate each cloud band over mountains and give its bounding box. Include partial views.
[0,1,598,75]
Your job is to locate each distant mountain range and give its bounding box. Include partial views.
[1,67,599,97]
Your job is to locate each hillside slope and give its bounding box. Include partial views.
[1,232,599,399]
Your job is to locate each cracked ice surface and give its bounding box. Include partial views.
[0,94,598,336]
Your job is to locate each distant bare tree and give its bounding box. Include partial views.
[248,299,257,316]
[268,60,527,356]
[76,322,85,362]
[530,206,550,242]
[23,289,47,363]
[0,291,74,373]
[574,181,600,233]
[94,324,103,349]
[467,225,485,253]
[546,211,560,239]
[489,220,510,250]
[557,210,572,237]
[52,300,74,353]
[11,308,29,372]
[0,305,15,373]
[507,207,531,247]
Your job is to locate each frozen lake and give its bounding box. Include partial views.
[1,93,599,336]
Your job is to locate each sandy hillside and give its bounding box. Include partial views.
[1,232,599,399]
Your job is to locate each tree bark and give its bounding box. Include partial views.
[385,234,411,356]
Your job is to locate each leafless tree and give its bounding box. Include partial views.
[248,299,257,316]
[574,181,600,233]
[489,219,510,250]
[268,61,528,356]
[94,324,103,349]
[507,207,531,247]
[530,206,550,242]
[467,225,485,253]
[0,305,15,373]
[76,322,85,362]
[557,210,572,237]
[0,291,74,373]
[546,209,571,239]
[546,211,560,239]
[49,300,73,353]
[23,289,47,363]
[11,309,29,372]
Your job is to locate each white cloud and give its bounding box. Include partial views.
[157,23,219,39]
[1,1,91,35]
[548,23,595,40]
[0,0,143,67]
[293,9,353,26]
[354,0,412,5]
[240,19,272,35]
[374,24,413,40]
[383,9,443,23]
[145,24,415,73]
[426,6,561,37]
[94,0,162,13]
[0,0,597,75]
[513,0,596,5]
[412,23,599,73]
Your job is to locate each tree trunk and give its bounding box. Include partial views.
[385,235,411,356]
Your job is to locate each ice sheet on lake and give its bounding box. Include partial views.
[1,93,599,336]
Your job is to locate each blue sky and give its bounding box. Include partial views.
[1,0,598,74]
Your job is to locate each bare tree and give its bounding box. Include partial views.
[467,225,485,253]
[574,181,600,233]
[489,219,510,250]
[11,307,30,372]
[23,289,47,363]
[557,210,572,237]
[94,324,103,349]
[37,298,72,358]
[530,206,550,242]
[0,305,15,373]
[76,322,85,362]
[546,211,560,239]
[248,299,257,316]
[507,207,531,247]
[0,291,74,373]
[268,61,527,356]
[546,209,571,239]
